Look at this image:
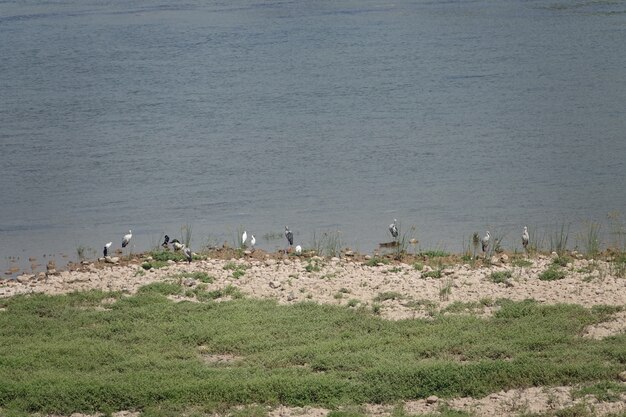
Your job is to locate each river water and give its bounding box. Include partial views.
[1,0,626,274]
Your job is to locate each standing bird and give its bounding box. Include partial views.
[171,239,184,251]
[250,234,256,250]
[183,246,192,264]
[522,226,529,250]
[295,245,302,255]
[242,231,248,247]
[389,219,399,239]
[162,235,170,248]
[285,226,294,247]
[103,242,112,257]
[481,231,491,253]
[122,230,132,248]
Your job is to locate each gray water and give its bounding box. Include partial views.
[2,0,626,274]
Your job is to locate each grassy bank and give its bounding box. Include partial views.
[0,286,624,416]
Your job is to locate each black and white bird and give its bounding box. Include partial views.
[162,235,170,248]
[103,242,112,257]
[242,231,247,247]
[522,226,529,250]
[285,226,294,246]
[389,219,399,239]
[481,231,490,253]
[183,246,192,264]
[171,239,184,251]
[122,230,132,248]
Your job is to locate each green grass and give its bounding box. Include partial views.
[553,256,572,267]
[223,262,248,279]
[364,257,390,267]
[174,272,214,284]
[512,258,533,268]
[489,270,512,284]
[422,270,442,279]
[150,250,188,262]
[142,260,168,270]
[0,290,624,415]
[539,266,567,281]
[373,292,405,302]
[305,260,322,273]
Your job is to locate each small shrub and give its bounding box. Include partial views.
[142,260,168,270]
[137,282,182,296]
[365,257,390,267]
[512,258,533,268]
[224,262,248,278]
[202,285,244,301]
[412,262,424,271]
[371,303,382,315]
[347,299,359,307]
[175,272,214,283]
[422,270,442,279]
[553,256,571,267]
[490,270,512,284]
[150,250,186,262]
[305,260,322,273]
[539,266,567,281]
[373,292,404,302]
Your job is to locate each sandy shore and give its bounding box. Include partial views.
[3,250,625,417]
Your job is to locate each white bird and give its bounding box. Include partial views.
[481,231,490,253]
[183,246,192,264]
[242,231,247,247]
[122,230,132,248]
[171,239,184,251]
[522,226,529,249]
[285,226,293,246]
[389,219,399,239]
[295,245,302,255]
[103,242,112,257]
[250,234,256,249]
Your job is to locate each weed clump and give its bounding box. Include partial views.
[489,270,512,284]
[539,266,567,281]
[422,270,442,279]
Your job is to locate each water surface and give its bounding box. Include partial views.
[1,0,625,273]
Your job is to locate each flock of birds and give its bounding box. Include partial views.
[388,219,530,255]
[101,222,531,264]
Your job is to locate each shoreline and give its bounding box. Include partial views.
[3,248,625,325]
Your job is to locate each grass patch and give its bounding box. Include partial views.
[552,256,572,267]
[489,270,512,284]
[175,272,214,283]
[150,250,187,262]
[305,259,323,273]
[572,380,626,402]
[373,292,405,302]
[512,258,533,268]
[0,293,624,415]
[422,269,442,279]
[223,262,248,279]
[539,266,567,281]
[364,257,390,267]
[141,260,168,270]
